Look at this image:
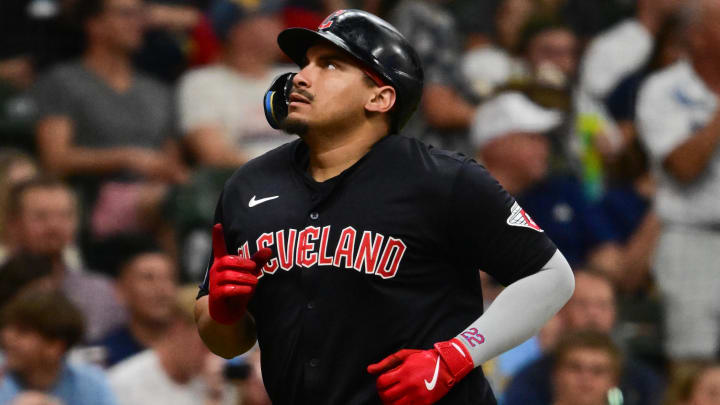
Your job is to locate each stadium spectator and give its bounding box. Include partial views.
[598,17,684,291]
[133,0,204,83]
[108,285,237,405]
[474,92,620,270]
[5,176,125,341]
[464,15,582,177]
[635,0,720,363]
[177,0,292,167]
[574,0,683,198]
[520,20,579,92]
[0,289,117,405]
[0,150,39,262]
[579,0,683,109]
[550,330,623,405]
[31,0,186,247]
[503,271,663,405]
[0,253,54,311]
[389,0,478,155]
[236,348,272,405]
[93,238,178,367]
[664,363,720,405]
[459,0,533,100]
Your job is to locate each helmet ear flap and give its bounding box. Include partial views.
[263,72,297,129]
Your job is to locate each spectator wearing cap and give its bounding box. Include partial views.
[177,0,295,167]
[636,0,720,364]
[5,176,125,341]
[0,289,117,405]
[109,285,237,405]
[474,91,620,270]
[91,237,178,367]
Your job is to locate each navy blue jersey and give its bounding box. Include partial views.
[199,134,556,404]
[516,176,618,267]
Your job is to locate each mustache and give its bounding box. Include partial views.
[291,87,314,102]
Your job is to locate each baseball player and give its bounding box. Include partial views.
[195,9,575,405]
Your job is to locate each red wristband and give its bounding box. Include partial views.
[434,338,474,385]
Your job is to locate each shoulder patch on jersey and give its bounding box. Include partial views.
[506,202,543,232]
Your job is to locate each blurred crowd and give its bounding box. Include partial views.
[1,0,720,404]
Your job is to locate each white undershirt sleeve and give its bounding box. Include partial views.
[455,249,575,367]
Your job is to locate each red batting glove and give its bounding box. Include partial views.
[209,223,272,325]
[367,338,474,405]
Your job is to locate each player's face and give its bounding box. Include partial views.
[118,253,178,325]
[688,367,720,405]
[552,348,618,405]
[16,187,77,258]
[283,44,377,135]
[562,274,616,333]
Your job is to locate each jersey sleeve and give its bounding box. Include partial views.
[197,190,225,298]
[31,68,76,118]
[636,70,693,162]
[448,160,557,286]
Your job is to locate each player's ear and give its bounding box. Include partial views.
[365,85,396,114]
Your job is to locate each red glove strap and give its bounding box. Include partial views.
[434,338,474,386]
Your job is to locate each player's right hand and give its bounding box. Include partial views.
[208,223,273,325]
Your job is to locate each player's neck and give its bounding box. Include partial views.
[304,123,386,182]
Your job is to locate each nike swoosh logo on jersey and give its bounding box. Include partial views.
[424,357,441,391]
[248,195,279,208]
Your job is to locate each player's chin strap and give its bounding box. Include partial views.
[263,72,296,129]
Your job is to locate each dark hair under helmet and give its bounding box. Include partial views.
[277,9,424,133]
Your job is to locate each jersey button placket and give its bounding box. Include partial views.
[310,212,319,220]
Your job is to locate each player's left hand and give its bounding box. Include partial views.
[367,338,474,405]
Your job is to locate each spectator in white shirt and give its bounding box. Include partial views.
[177,0,294,167]
[109,285,237,405]
[575,0,684,166]
[636,0,720,362]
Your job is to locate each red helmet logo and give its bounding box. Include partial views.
[318,10,347,30]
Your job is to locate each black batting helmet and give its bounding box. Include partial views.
[277,9,424,133]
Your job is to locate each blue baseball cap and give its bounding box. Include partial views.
[208,0,283,41]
